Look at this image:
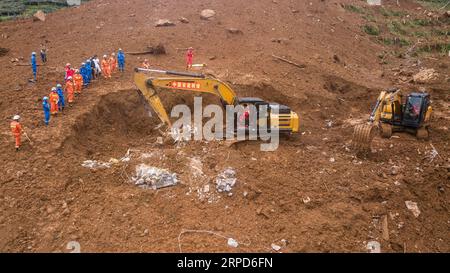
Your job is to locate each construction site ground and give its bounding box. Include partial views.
[0,0,448,252]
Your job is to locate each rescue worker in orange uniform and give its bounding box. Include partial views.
[109,52,117,73]
[101,55,111,79]
[49,87,59,115]
[10,115,22,151]
[142,59,150,69]
[65,76,75,106]
[73,69,84,94]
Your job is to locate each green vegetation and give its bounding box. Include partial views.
[380,7,406,17]
[343,4,365,14]
[363,24,380,35]
[379,37,411,47]
[417,43,450,54]
[0,1,90,21]
[387,20,408,35]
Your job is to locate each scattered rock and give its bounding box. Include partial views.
[227,238,239,248]
[227,28,243,34]
[132,164,178,190]
[155,19,175,27]
[0,47,9,57]
[329,157,335,163]
[143,229,149,236]
[333,54,340,63]
[156,137,164,145]
[366,241,381,253]
[81,160,111,169]
[302,196,311,204]
[209,56,217,60]
[390,165,400,175]
[271,37,288,43]
[405,201,420,217]
[200,9,216,20]
[33,10,46,22]
[179,17,189,23]
[216,167,237,193]
[271,243,281,251]
[413,68,437,83]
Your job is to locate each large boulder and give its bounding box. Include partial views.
[413,68,438,83]
[200,9,216,20]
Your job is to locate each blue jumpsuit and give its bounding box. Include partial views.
[85,61,92,83]
[117,51,125,72]
[80,65,88,86]
[57,87,65,111]
[43,100,50,125]
[31,54,37,80]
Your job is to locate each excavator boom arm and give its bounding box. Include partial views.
[134,69,238,127]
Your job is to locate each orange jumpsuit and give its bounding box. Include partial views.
[10,121,22,149]
[49,91,59,115]
[74,74,83,94]
[65,80,75,104]
[101,59,111,78]
[109,56,117,73]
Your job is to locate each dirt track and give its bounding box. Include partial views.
[0,0,449,252]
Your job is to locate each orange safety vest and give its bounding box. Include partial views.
[10,121,22,137]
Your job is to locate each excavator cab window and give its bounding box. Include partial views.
[403,96,423,126]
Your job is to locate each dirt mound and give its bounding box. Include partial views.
[62,90,160,156]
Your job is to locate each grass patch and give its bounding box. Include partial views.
[363,24,380,35]
[412,18,435,26]
[380,7,406,17]
[343,4,365,14]
[418,43,450,54]
[379,37,411,47]
[387,20,408,35]
[362,14,376,22]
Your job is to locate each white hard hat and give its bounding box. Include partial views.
[43,96,49,100]
[13,115,20,120]
[32,52,36,55]
[57,84,62,88]
[103,55,107,58]
[81,62,85,65]
[119,48,122,51]
[67,76,72,80]
[66,63,71,66]
[111,52,115,55]
[51,87,57,91]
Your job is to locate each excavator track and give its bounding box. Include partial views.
[352,124,376,151]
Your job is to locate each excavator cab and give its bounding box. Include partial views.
[402,93,430,128]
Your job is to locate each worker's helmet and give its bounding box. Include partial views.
[13,115,20,121]
[51,87,57,91]
[111,52,115,56]
[66,63,71,67]
[75,69,79,73]
[32,52,36,55]
[43,96,49,101]
[56,84,62,88]
[81,62,85,66]
[67,76,72,80]
[103,55,107,58]
[118,48,122,51]
[86,59,90,62]
[144,59,148,62]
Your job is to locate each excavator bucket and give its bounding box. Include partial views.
[352,124,376,151]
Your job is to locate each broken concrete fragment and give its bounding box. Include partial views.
[179,17,189,23]
[405,201,420,217]
[227,28,243,34]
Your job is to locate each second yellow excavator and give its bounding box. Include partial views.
[353,88,432,151]
[133,68,300,136]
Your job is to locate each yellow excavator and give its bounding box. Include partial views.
[133,68,300,136]
[353,88,432,151]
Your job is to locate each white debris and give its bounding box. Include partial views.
[405,201,421,217]
[302,196,311,204]
[271,243,282,251]
[216,167,237,193]
[81,160,111,169]
[155,19,175,27]
[227,238,239,248]
[189,157,204,178]
[366,241,381,253]
[329,157,335,163]
[132,164,178,190]
[200,9,216,20]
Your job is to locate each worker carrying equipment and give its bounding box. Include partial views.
[353,88,432,151]
[10,115,22,151]
[49,87,59,115]
[43,96,50,125]
[133,68,300,136]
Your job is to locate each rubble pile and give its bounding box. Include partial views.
[132,164,178,190]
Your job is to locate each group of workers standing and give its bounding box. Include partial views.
[12,46,193,152]
[10,48,126,151]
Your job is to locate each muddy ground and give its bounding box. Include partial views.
[0,0,448,252]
